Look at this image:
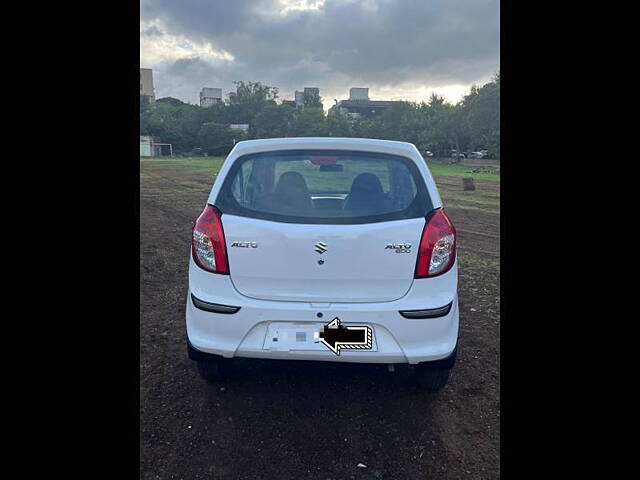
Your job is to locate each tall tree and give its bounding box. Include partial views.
[350,116,374,139]
[326,110,352,137]
[368,101,416,140]
[197,123,238,156]
[227,81,279,125]
[140,95,151,117]
[200,102,230,125]
[303,90,323,109]
[252,104,296,138]
[458,74,500,157]
[417,94,458,156]
[291,108,327,137]
[156,97,186,107]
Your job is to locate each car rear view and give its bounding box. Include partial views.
[186,138,458,390]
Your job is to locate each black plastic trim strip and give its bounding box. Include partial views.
[191,294,241,314]
[416,343,458,370]
[399,301,453,319]
[187,337,225,362]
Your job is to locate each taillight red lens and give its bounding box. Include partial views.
[191,205,229,274]
[415,209,456,278]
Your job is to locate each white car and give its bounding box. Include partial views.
[186,137,458,390]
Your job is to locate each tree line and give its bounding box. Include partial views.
[140,75,499,158]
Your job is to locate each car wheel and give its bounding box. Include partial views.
[196,358,233,382]
[415,367,450,391]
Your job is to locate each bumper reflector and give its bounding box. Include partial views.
[191,294,240,314]
[399,301,453,319]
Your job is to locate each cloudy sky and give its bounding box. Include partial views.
[140,0,499,109]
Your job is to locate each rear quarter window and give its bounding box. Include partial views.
[215,149,432,224]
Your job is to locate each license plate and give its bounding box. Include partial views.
[262,322,377,352]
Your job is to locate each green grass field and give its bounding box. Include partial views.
[424,160,499,181]
[140,157,500,182]
[140,157,226,175]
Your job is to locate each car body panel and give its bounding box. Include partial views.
[223,214,425,302]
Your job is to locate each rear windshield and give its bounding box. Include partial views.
[215,149,432,224]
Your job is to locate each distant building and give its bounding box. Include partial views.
[304,87,320,97]
[293,87,321,108]
[349,87,369,100]
[200,88,223,107]
[140,68,155,101]
[328,87,401,118]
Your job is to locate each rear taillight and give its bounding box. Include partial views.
[191,205,229,274]
[415,209,456,278]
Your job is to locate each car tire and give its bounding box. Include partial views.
[415,367,450,391]
[196,358,233,382]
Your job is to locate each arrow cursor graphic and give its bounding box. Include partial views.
[314,317,373,355]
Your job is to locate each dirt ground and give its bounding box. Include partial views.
[140,162,500,479]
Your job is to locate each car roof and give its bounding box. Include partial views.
[229,137,418,156]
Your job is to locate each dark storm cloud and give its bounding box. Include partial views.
[142,0,499,102]
[142,25,163,37]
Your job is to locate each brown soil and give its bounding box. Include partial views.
[140,164,500,479]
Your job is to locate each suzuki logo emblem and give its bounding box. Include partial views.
[314,242,328,254]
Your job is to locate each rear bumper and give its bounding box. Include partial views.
[186,260,459,365]
[187,336,457,369]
